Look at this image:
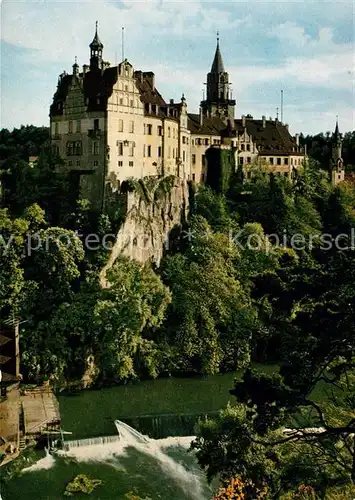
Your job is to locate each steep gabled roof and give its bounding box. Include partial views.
[234,118,303,155]
[187,113,226,135]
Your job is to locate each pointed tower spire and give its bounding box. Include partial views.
[211,31,225,74]
[334,116,340,141]
[201,32,235,121]
[89,21,104,70]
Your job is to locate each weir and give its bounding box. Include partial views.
[63,435,120,450]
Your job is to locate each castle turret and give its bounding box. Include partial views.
[89,21,104,71]
[200,33,236,121]
[331,118,345,186]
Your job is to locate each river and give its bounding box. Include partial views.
[2,367,276,499]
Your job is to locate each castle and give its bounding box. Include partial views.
[50,24,343,210]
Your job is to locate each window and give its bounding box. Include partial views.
[182,136,186,144]
[246,144,250,151]
[201,173,205,182]
[118,161,123,167]
[93,141,100,155]
[173,129,175,139]
[75,159,80,166]
[239,157,244,165]
[120,98,123,105]
[129,120,134,133]
[94,160,99,166]
[147,145,151,157]
[146,124,152,135]
[277,157,281,165]
[173,148,175,159]
[241,144,245,151]
[284,158,289,165]
[68,160,72,166]
[205,138,209,146]
[117,141,123,156]
[247,171,252,179]
[192,173,196,181]
[158,126,163,136]
[183,150,186,161]
[192,139,195,146]
[118,119,123,132]
[152,104,157,114]
[247,157,251,163]
[130,100,134,107]
[291,158,293,165]
[55,122,59,135]
[128,143,134,156]
[76,120,81,133]
[94,119,99,130]
[168,127,171,138]
[66,140,82,156]
[125,85,128,91]
[129,161,134,167]
[68,121,73,134]
[158,146,162,157]
[284,172,288,177]
[269,157,274,165]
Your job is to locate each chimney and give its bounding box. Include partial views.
[262,115,266,128]
[242,115,246,128]
[170,99,174,105]
[295,133,299,146]
[143,71,155,89]
[134,70,144,83]
[199,106,203,126]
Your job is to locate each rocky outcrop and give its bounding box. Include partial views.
[100,176,189,284]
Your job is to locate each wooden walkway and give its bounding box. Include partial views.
[21,386,60,435]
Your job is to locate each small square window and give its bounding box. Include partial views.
[129,161,134,167]
[94,160,99,166]
[76,160,80,166]
[118,161,123,167]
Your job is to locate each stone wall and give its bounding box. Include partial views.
[100,176,189,284]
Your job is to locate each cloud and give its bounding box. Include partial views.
[1,0,354,133]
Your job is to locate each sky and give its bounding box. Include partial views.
[1,0,354,135]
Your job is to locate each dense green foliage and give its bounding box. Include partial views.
[300,130,355,171]
[1,126,355,497]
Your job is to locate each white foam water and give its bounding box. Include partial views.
[58,420,204,500]
[20,421,207,500]
[22,448,55,473]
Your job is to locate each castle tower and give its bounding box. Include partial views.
[331,119,345,186]
[200,33,236,121]
[89,21,104,71]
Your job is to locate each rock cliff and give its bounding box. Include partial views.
[100,176,189,284]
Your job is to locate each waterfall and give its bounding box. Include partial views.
[114,420,204,500]
[64,435,120,450]
[22,447,55,473]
